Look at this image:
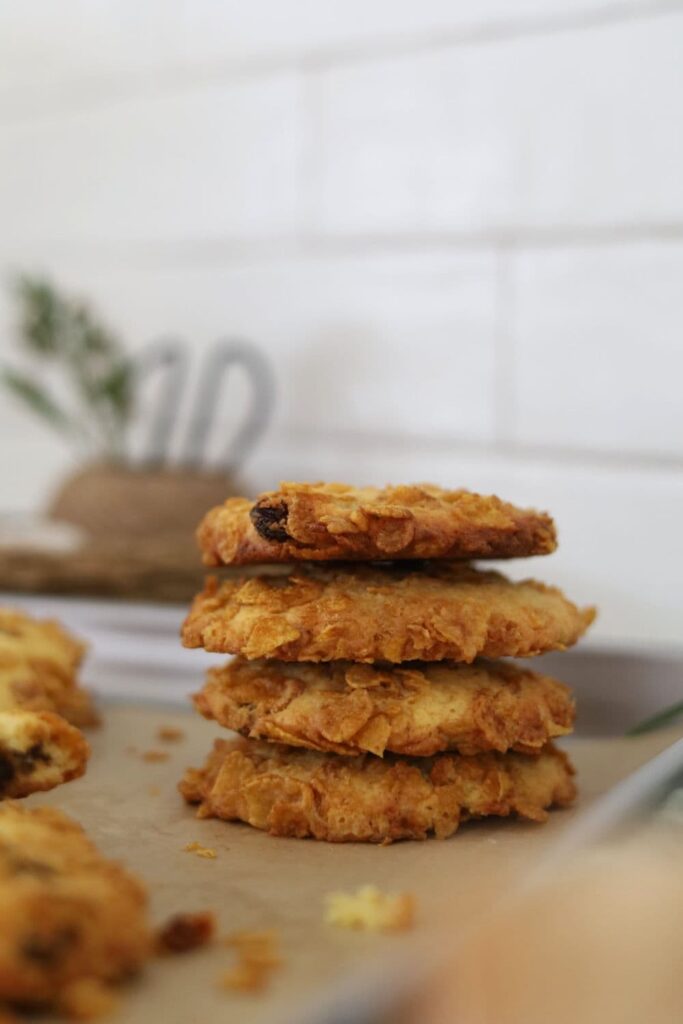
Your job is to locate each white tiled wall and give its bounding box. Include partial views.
[0,1,682,648]
[512,242,683,455]
[317,14,683,235]
[0,75,305,244]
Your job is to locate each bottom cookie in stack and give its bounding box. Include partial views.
[180,738,575,844]
[180,658,577,843]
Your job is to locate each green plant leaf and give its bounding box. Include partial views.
[80,316,118,356]
[627,700,683,736]
[1,366,73,434]
[94,359,135,419]
[14,276,66,355]
[9,272,135,457]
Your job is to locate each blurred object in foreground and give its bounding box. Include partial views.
[413,832,683,1024]
[0,276,275,601]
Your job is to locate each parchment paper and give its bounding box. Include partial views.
[27,705,682,1024]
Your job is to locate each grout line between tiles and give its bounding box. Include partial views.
[271,425,683,474]
[6,223,683,272]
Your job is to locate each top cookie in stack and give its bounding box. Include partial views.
[196,482,558,565]
[180,483,594,843]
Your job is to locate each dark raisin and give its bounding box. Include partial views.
[22,926,79,966]
[13,743,51,776]
[0,752,15,793]
[156,912,216,954]
[250,501,290,542]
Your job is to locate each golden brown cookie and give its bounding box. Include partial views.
[0,803,150,1008]
[195,658,575,757]
[182,564,595,663]
[180,738,576,843]
[0,609,97,727]
[0,711,89,799]
[198,483,557,566]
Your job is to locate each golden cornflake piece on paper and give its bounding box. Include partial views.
[220,930,282,993]
[157,726,185,743]
[183,840,217,859]
[325,885,415,932]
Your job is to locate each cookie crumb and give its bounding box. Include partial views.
[325,885,415,932]
[157,911,216,954]
[141,750,169,763]
[57,977,117,1020]
[183,841,217,860]
[220,930,282,993]
[157,726,185,743]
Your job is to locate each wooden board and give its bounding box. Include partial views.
[26,704,682,1024]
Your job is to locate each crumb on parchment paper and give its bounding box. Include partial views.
[325,885,415,932]
[183,841,217,859]
[125,746,170,763]
[156,912,216,954]
[157,726,185,743]
[219,931,282,993]
[141,750,170,763]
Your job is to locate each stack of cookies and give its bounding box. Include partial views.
[180,483,595,843]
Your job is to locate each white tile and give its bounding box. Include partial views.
[511,242,683,455]
[0,0,641,116]
[0,249,497,506]
[317,13,683,234]
[0,73,304,244]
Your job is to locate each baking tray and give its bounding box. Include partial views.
[6,594,682,1022]
[26,702,682,1024]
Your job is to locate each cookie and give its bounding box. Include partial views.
[180,738,576,843]
[195,657,574,757]
[0,711,89,799]
[0,609,97,727]
[182,564,595,663]
[0,803,150,1007]
[197,483,557,566]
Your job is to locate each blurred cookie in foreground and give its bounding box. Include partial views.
[179,738,575,843]
[0,608,98,727]
[0,803,150,1011]
[195,657,575,757]
[198,482,557,566]
[0,711,89,798]
[183,564,595,663]
[416,838,683,1024]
